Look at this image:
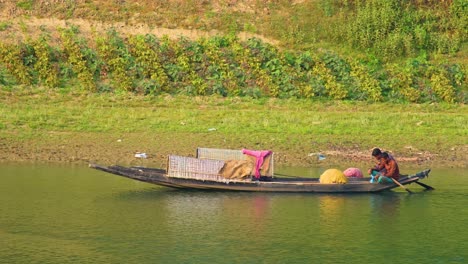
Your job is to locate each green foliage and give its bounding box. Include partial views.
[3,0,465,65]
[312,61,347,100]
[3,90,466,168]
[128,34,169,94]
[0,29,464,103]
[0,42,33,85]
[95,28,135,92]
[451,0,468,42]
[349,62,382,101]
[60,27,98,91]
[387,65,421,103]
[341,0,465,60]
[444,63,466,89]
[0,67,10,86]
[197,36,236,96]
[31,36,59,87]
[17,0,33,10]
[430,69,456,103]
[242,38,283,97]
[346,0,401,49]
[172,37,208,95]
[0,22,11,31]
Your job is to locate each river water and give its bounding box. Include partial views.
[0,164,467,264]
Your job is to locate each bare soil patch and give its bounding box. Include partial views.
[1,132,465,170]
[0,17,278,45]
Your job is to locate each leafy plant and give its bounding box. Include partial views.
[31,35,59,87]
[0,43,33,85]
[312,61,347,100]
[430,70,456,103]
[60,27,97,91]
[0,26,464,103]
[387,65,421,103]
[349,62,382,101]
[95,29,135,92]
[128,34,169,94]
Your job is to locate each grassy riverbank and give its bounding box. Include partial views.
[0,87,466,169]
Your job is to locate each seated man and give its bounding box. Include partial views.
[368,148,394,176]
[371,152,400,183]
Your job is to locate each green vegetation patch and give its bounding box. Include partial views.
[0,30,465,104]
[16,0,34,11]
[1,88,466,167]
[0,22,11,31]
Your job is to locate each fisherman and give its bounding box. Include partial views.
[371,152,400,183]
[368,148,394,176]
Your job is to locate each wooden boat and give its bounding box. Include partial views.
[89,148,433,193]
[89,163,431,193]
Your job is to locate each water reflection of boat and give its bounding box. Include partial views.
[90,148,433,193]
[369,193,402,218]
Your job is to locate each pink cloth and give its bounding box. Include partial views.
[242,149,272,179]
[343,167,363,178]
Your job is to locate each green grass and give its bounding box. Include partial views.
[0,22,10,31]
[1,87,466,164]
[2,0,466,61]
[0,1,465,167]
[16,0,34,11]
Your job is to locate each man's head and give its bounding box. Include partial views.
[371,148,382,159]
[381,152,390,162]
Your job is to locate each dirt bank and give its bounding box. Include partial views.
[0,17,278,45]
[1,132,465,169]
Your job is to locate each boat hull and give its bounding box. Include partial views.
[89,164,431,193]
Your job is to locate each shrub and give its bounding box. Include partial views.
[349,62,382,101]
[0,42,33,85]
[128,34,169,94]
[31,36,59,87]
[430,70,456,103]
[312,61,347,100]
[60,27,98,91]
[95,29,135,92]
[387,66,421,103]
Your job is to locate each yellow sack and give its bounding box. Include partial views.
[319,169,348,184]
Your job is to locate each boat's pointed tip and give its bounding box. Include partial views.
[425,168,431,177]
[89,163,102,169]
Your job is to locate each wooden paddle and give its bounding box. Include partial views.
[391,177,413,194]
[414,181,434,190]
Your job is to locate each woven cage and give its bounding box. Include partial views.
[196,147,245,160]
[167,155,250,182]
[196,147,274,176]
